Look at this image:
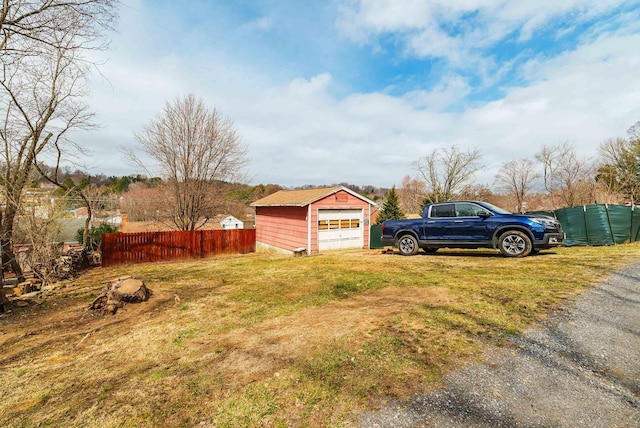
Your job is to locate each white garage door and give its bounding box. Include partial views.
[318,209,363,250]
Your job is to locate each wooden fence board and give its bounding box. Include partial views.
[100,229,256,267]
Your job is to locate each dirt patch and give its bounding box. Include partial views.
[198,286,451,385]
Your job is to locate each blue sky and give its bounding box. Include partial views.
[81,0,640,188]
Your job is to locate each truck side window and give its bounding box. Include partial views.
[431,203,455,218]
[455,203,479,217]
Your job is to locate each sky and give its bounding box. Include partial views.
[79,0,640,188]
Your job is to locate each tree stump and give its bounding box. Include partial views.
[89,275,150,315]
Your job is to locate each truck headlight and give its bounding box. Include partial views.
[530,217,558,229]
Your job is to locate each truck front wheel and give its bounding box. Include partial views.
[397,235,419,256]
[498,231,532,258]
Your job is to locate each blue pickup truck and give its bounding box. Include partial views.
[381,201,564,257]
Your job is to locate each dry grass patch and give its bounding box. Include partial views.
[1,245,639,427]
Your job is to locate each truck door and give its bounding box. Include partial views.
[452,202,491,242]
[423,203,457,240]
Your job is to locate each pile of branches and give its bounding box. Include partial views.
[32,247,93,283]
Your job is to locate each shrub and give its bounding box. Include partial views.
[76,222,118,250]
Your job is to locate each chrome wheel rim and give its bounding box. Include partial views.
[399,237,415,254]
[503,235,526,255]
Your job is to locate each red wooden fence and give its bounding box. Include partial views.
[100,229,256,267]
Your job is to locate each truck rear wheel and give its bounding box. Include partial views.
[397,235,419,256]
[498,231,532,258]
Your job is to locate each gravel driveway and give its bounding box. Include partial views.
[359,263,640,427]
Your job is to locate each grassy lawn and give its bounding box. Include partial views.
[1,244,639,427]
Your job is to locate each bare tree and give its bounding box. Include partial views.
[535,142,595,208]
[592,122,640,204]
[15,198,66,285]
[397,175,426,214]
[120,183,163,222]
[0,0,117,280]
[457,183,495,203]
[414,146,483,203]
[494,158,541,213]
[130,94,249,231]
[627,120,640,142]
[597,137,640,205]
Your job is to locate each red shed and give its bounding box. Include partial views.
[251,186,377,255]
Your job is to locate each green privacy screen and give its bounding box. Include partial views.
[369,224,384,249]
[555,204,640,246]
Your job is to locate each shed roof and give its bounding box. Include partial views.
[251,186,376,207]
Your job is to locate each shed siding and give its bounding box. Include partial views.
[255,206,308,251]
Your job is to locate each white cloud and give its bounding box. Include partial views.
[402,75,471,110]
[287,73,333,96]
[336,0,637,68]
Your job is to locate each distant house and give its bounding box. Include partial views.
[104,215,124,228]
[251,186,377,255]
[220,215,244,229]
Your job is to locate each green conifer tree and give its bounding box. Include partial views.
[376,186,406,224]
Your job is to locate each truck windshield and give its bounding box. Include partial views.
[482,202,511,215]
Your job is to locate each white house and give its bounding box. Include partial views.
[220,215,244,229]
[105,215,124,228]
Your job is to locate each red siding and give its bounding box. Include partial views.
[255,206,308,251]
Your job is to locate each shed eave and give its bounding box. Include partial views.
[250,186,378,208]
[251,203,308,208]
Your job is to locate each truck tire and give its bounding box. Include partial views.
[498,230,532,258]
[397,235,419,256]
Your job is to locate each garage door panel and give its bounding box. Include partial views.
[318,209,363,250]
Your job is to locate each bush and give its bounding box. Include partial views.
[76,223,118,250]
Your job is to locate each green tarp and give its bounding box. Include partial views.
[608,205,633,244]
[555,204,640,246]
[370,224,384,249]
[556,207,589,246]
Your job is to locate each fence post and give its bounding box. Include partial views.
[604,204,615,245]
[632,205,637,243]
[583,205,590,246]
